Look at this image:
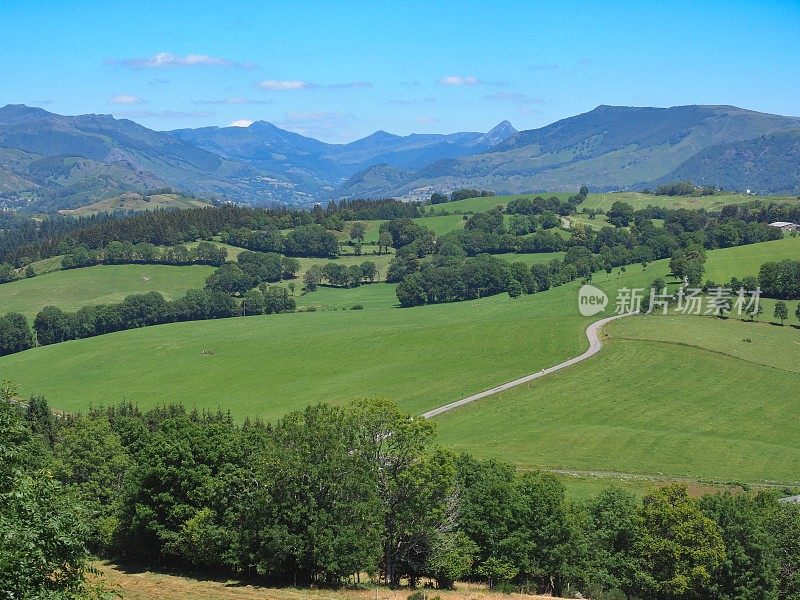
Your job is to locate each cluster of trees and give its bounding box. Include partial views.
[2,201,418,268]
[1,395,97,598]
[506,194,583,217]
[430,189,496,204]
[7,393,800,599]
[719,200,800,225]
[302,260,380,291]
[323,198,424,220]
[60,239,228,270]
[203,251,300,295]
[222,224,339,258]
[758,259,800,299]
[242,285,296,316]
[386,196,787,306]
[654,181,716,196]
[0,261,20,283]
[669,246,708,286]
[0,312,34,355]
[395,254,581,307]
[31,290,238,346]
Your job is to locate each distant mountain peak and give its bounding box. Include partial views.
[477,120,517,147]
[0,103,54,122]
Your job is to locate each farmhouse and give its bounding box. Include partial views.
[769,221,799,232]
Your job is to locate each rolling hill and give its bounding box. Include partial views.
[336,105,800,197]
[3,103,800,211]
[169,120,518,192]
[0,105,304,209]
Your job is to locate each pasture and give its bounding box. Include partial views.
[0,263,215,320]
[1,239,797,489]
[581,191,799,211]
[703,235,800,281]
[435,314,800,484]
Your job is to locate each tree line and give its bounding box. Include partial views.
[5,392,800,599]
[59,240,228,270]
[429,189,497,204]
[1,199,421,268]
[0,282,298,357]
[652,181,716,196]
[383,195,785,306]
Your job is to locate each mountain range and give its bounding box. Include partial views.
[1,103,798,212]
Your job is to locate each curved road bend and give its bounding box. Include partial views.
[421,312,636,419]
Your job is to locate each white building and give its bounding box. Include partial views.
[769,221,799,232]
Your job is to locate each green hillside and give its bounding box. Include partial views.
[58,192,212,217]
[435,315,800,484]
[0,264,215,320]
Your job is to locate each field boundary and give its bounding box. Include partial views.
[422,312,635,419]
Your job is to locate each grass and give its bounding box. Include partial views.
[434,314,800,484]
[0,264,215,320]
[26,254,64,275]
[414,214,468,235]
[59,193,212,217]
[497,251,565,266]
[296,283,399,311]
[0,279,600,420]
[1,239,797,489]
[581,191,799,211]
[93,562,550,600]
[426,191,799,216]
[186,240,248,260]
[703,235,800,281]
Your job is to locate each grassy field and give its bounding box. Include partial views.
[427,191,798,215]
[0,278,601,420]
[2,240,795,417]
[0,264,215,320]
[296,283,398,311]
[581,191,799,211]
[1,239,797,493]
[59,193,212,217]
[703,235,800,281]
[93,562,550,600]
[498,251,565,266]
[187,240,248,260]
[435,314,800,484]
[414,214,468,236]
[26,254,64,275]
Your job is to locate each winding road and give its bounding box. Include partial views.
[421,312,635,419]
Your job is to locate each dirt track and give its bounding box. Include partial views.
[421,312,634,419]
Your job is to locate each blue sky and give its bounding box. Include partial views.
[1,0,798,142]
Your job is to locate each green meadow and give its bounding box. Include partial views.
[1,238,798,489]
[581,191,800,211]
[435,314,800,484]
[703,235,800,281]
[0,263,215,320]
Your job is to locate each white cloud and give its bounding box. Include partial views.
[438,75,480,86]
[109,94,144,105]
[106,52,251,69]
[416,116,440,124]
[229,119,254,127]
[257,79,316,90]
